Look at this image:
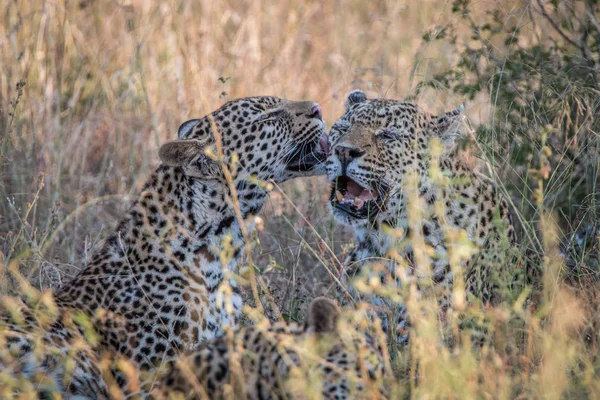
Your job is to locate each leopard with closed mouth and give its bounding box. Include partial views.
[1,96,329,398]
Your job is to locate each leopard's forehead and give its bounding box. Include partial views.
[181,96,286,141]
[345,99,423,126]
[220,95,285,111]
[329,99,428,146]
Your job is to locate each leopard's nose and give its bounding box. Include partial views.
[335,145,365,171]
[335,145,365,161]
[307,104,322,120]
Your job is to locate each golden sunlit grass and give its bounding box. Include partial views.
[1,0,600,398]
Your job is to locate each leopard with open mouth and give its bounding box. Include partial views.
[326,90,518,345]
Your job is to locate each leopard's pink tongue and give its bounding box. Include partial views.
[319,132,330,155]
[347,180,376,200]
[341,180,377,208]
[346,179,363,196]
[359,189,377,200]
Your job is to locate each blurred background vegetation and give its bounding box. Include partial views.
[2,0,600,397]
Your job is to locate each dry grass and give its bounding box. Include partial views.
[2,0,600,398]
[0,0,464,308]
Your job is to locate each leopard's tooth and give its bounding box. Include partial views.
[354,197,362,207]
[335,190,344,202]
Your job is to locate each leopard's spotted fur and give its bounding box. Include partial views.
[151,297,389,400]
[0,96,327,398]
[326,90,517,344]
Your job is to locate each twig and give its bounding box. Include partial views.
[536,0,583,51]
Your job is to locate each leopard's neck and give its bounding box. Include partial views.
[54,165,266,316]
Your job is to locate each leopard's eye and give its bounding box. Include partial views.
[252,109,285,124]
[331,120,350,132]
[375,127,401,142]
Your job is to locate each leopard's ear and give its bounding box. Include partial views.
[344,90,367,110]
[431,105,465,152]
[177,119,201,140]
[159,139,221,180]
[307,297,340,333]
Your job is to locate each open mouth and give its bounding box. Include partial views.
[329,176,383,219]
[285,132,329,172]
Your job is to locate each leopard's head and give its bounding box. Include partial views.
[326,90,464,229]
[159,96,328,186]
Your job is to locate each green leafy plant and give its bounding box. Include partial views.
[418,0,600,239]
